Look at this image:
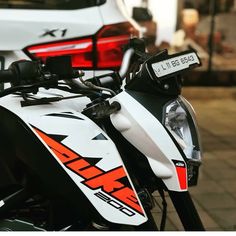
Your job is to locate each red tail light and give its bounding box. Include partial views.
[25,22,139,70]
[26,38,93,68]
[96,22,139,69]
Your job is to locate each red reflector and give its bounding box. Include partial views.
[176,167,187,190]
[26,38,93,68]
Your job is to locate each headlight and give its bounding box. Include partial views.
[163,96,203,186]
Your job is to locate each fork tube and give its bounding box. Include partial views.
[168,191,205,231]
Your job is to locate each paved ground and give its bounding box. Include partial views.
[152,87,236,231]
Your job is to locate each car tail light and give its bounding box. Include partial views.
[96,22,139,69]
[25,22,139,70]
[25,38,93,68]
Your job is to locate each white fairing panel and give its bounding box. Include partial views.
[110,91,188,192]
[0,90,147,225]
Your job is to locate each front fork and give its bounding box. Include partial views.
[168,190,205,231]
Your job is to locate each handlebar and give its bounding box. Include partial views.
[0,56,83,84]
[0,49,140,98]
[0,49,137,84]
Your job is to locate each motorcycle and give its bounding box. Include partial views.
[0,39,204,231]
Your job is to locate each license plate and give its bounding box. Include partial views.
[151,52,200,78]
[0,56,5,70]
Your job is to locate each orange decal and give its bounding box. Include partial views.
[112,187,142,214]
[34,128,79,163]
[85,167,126,193]
[50,148,78,163]
[32,126,144,215]
[66,159,103,179]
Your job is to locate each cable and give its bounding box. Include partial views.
[78,76,117,96]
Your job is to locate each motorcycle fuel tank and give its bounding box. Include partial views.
[0,89,147,226]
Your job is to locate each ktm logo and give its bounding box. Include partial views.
[175,162,185,167]
[33,127,143,215]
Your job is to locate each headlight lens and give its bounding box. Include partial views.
[164,96,202,186]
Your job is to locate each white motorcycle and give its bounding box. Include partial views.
[0,40,204,231]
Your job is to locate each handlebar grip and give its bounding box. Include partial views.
[0,60,40,85]
[0,69,16,83]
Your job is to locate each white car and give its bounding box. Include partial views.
[0,0,139,77]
